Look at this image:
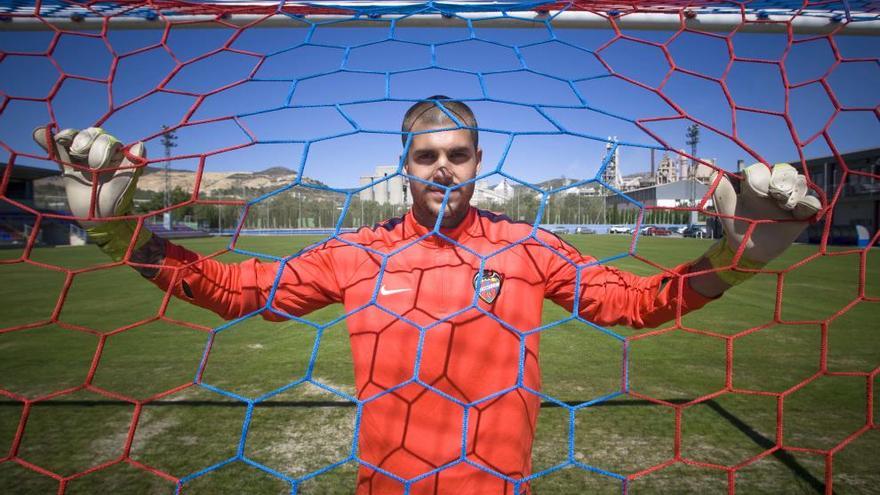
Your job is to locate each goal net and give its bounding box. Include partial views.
[0,1,878,494]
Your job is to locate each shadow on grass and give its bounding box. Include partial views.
[0,396,828,493]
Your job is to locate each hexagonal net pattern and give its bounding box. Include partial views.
[0,1,878,494]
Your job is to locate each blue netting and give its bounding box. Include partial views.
[176,5,652,493]
[2,0,878,494]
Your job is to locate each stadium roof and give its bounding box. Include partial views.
[0,163,59,182]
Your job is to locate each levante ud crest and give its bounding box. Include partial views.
[473,270,503,304]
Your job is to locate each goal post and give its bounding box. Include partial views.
[0,1,878,494]
[2,0,880,33]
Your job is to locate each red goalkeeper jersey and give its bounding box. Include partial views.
[151,207,715,494]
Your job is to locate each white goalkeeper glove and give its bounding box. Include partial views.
[707,163,821,285]
[33,126,150,261]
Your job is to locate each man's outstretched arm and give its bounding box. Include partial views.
[683,256,729,299]
[545,163,819,328]
[132,237,345,321]
[36,126,345,321]
[545,250,718,329]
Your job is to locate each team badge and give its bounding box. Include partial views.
[473,270,504,304]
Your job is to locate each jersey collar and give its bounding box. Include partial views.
[404,206,478,248]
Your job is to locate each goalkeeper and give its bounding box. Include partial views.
[35,96,819,495]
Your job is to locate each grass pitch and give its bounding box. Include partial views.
[1,234,878,494]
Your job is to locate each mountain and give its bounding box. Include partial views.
[35,166,327,198]
[255,166,299,177]
[531,177,586,190]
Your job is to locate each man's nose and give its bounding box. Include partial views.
[432,158,453,185]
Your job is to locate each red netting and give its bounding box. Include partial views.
[0,1,878,494]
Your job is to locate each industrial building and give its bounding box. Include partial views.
[800,147,879,244]
[604,179,710,210]
[358,165,410,206]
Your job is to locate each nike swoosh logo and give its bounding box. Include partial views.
[380,285,412,296]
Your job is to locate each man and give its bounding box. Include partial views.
[34,96,819,494]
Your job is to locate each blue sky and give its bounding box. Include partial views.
[1,19,878,189]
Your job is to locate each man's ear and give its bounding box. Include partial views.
[476,147,483,173]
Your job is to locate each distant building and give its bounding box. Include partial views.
[656,153,678,185]
[601,138,622,189]
[652,152,715,187]
[0,163,75,246]
[359,165,517,206]
[801,147,879,241]
[605,179,710,210]
[601,143,714,194]
[598,143,715,212]
[359,165,410,206]
[472,178,514,204]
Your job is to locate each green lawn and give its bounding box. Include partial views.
[0,235,877,494]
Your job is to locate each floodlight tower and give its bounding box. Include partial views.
[160,125,178,230]
[685,124,700,225]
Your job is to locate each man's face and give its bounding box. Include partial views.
[404,124,482,228]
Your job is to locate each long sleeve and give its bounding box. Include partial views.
[149,240,345,321]
[543,237,718,329]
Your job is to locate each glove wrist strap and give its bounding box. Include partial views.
[86,219,153,262]
[704,239,766,286]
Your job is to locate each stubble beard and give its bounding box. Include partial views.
[411,187,472,229]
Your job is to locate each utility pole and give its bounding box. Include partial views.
[402,177,408,217]
[384,172,390,219]
[161,125,178,230]
[516,187,520,220]
[685,124,700,225]
[366,175,376,225]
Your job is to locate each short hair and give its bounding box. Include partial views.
[401,95,479,150]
